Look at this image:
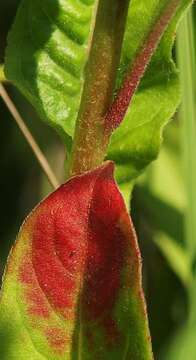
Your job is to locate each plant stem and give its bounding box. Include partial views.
[69,0,190,179]
[0,84,59,190]
[68,0,129,177]
[104,0,182,133]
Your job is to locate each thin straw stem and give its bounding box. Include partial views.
[0,65,6,82]
[0,84,59,190]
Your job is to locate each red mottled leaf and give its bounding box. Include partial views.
[0,162,152,359]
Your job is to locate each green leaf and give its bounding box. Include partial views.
[5,1,193,189]
[131,130,193,285]
[162,9,196,360]
[108,0,193,198]
[154,232,193,288]
[177,4,196,260]
[5,0,98,139]
[164,325,196,360]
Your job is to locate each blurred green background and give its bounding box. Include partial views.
[0,2,196,359]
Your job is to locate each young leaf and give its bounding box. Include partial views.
[0,162,152,359]
[108,0,193,194]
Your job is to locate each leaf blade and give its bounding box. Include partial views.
[0,163,153,359]
[5,0,98,139]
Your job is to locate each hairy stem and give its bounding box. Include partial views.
[104,0,182,133]
[68,0,191,178]
[68,0,129,177]
[0,84,59,189]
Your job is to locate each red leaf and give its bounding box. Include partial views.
[0,162,152,359]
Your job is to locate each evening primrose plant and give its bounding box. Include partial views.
[0,0,194,359]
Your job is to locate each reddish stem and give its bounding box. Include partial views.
[104,0,180,133]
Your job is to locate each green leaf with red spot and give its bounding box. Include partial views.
[0,162,152,359]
